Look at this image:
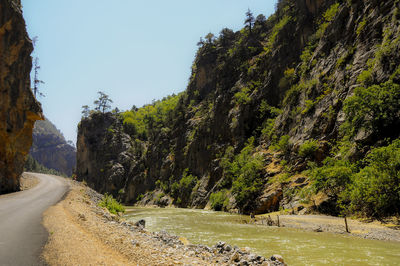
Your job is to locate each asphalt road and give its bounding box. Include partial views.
[0,173,68,266]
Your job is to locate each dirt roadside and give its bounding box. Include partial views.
[41,180,284,266]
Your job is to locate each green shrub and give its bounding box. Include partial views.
[219,137,264,211]
[230,138,264,211]
[347,139,400,217]
[209,190,229,211]
[170,169,198,203]
[341,81,400,138]
[283,83,302,106]
[179,172,198,190]
[356,17,367,36]
[136,194,144,201]
[121,94,181,139]
[264,15,291,54]
[273,135,291,154]
[259,104,281,144]
[99,193,125,214]
[155,180,169,192]
[301,100,316,114]
[309,158,356,198]
[298,139,319,158]
[261,118,277,143]
[356,69,373,85]
[234,87,251,105]
[298,3,339,76]
[170,182,180,197]
[308,139,400,218]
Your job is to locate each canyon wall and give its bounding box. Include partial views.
[0,0,43,193]
[77,0,400,216]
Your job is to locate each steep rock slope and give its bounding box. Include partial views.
[77,0,400,216]
[77,112,136,195]
[30,118,76,176]
[0,0,42,194]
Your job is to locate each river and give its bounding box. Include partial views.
[125,207,400,265]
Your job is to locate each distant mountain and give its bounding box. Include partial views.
[30,119,76,176]
[24,154,65,177]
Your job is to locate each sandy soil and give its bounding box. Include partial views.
[255,213,400,242]
[20,172,40,190]
[42,181,281,266]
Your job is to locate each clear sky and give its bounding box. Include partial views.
[21,0,277,143]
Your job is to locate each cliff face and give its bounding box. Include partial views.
[77,0,400,216]
[30,119,76,176]
[77,112,139,196]
[0,0,43,193]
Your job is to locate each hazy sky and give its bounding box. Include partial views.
[21,0,277,143]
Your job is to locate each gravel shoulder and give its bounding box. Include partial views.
[255,213,400,242]
[42,180,284,266]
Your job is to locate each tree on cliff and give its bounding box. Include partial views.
[94,91,113,113]
[244,9,255,34]
[33,57,45,98]
[32,37,45,98]
[205,33,215,44]
[81,105,90,118]
[197,37,204,47]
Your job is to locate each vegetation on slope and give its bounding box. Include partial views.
[78,0,400,219]
[99,193,125,215]
[24,154,66,177]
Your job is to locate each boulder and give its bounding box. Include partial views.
[134,219,146,228]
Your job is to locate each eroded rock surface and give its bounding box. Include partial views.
[0,0,42,193]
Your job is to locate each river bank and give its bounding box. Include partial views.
[41,180,284,265]
[125,206,400,265]
[253,213,400,242]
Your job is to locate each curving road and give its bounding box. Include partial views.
[0,173,68,266]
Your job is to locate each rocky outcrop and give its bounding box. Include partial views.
[77,0,400,214]
[0,0,43,194]
[76,113,138,197]
[30,119,76,176]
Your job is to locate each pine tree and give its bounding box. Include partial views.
[94,91,113,113]
[81,105,90,118]
[32,37,45,98]
[244,9,255,34]
[205,32,215,44]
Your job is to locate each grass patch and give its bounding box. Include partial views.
[99,193,125,214]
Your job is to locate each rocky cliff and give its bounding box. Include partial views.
[30,118,76,176]
[0,0,43,194]
[77,112,137,195]
[77,0,400,217]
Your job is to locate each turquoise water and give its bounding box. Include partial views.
[125,207,400,265]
